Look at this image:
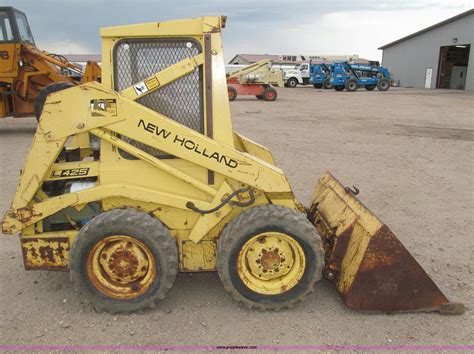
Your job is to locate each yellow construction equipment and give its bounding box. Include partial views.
[2,16,464,315]
[227,59,283,101]
[0,7,101,119]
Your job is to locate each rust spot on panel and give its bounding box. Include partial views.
[9,207,43,224]
[2,210,20,234]
[21,237,70,271]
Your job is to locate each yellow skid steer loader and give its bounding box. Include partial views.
[2,16,464,315]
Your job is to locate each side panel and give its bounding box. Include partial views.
[0,43,17,76]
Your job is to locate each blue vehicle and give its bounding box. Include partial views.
[330,61,391,92]
[309,63,333,89]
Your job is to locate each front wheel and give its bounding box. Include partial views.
[69,209,178,313]
[263,87,277,101]
[228,86,238,101]
[345,79,357,92]
[313,83,323,89]
[217,205,324,310]
[287,78,298,88]
[323,78,332,89]
[377,79,390,91]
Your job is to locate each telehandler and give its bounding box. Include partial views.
[331,61,391,92]
[2,16,464,315]
[0,7,101,119]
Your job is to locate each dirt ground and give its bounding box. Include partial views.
[0,87,473,347]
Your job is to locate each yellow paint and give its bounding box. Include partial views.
[188,182,234,243]
[87,235,156,299]
[310,172,383,293]
[120,54,204,100]
[233,132,276,165]
[3,15,299,274]
[182,240,216,271]
[237,232,306,295]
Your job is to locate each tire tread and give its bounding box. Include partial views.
[69,209,178,314]
[216,205,324,311]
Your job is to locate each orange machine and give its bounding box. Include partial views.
[0,7,101,119]
[227,59,282,101]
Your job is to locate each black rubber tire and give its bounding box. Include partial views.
[256,95,264,100]
[35,82,74,121]
[323,78,332,89]
[334,85,345,91]
[69,209,178,314]
[263,87,277,101]
[345,79,357,92]
[365,85,376,91]
[287,78,298,88]
[217,205,324,310]
[313,83,323,89]
[377,79,390,91]
[228,86,237,101]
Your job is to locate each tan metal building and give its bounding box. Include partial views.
[379,9,474,91]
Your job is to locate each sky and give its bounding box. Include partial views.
[10,0,474,62]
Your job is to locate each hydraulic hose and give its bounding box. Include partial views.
[186,188,255,214]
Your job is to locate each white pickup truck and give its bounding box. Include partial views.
[284,63,310,88]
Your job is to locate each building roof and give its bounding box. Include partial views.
[378,9,474,50]
[228,54,281,63]
[61,54,102,62]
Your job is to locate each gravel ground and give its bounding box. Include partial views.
[0,87,473,347]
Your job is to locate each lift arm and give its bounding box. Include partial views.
[227,59,271,80]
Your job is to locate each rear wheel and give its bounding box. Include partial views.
[287,78,298,88]
[70,209,178,313]
[345,79,357,92]
[323,78,332,89]
[263,87,277,101]
[228,86,237,101]
[334,85,345,91]
[217,205,324,310]
[377,79,390,91]
[313,83,323,89]
[35,82,74,121]
[365,85,376,91]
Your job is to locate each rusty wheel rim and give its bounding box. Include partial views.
[237,232,306,295]
[86,236,156,300]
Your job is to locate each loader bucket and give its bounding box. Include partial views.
[308,172,464,315]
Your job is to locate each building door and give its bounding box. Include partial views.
[436,44,470,89]
[424,68,433,88]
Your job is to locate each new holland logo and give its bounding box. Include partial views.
[138,119,238,168]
